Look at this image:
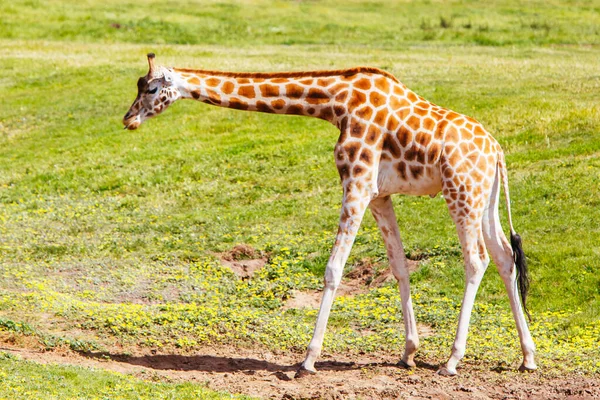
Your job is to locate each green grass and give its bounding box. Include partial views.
[1,0,599,395]
[2,0,600,46]
[0,351,251,399]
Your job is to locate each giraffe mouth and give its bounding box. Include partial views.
[123,115,141,130]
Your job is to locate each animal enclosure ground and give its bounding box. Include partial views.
[1,345,599,400]
[1,0,600,398]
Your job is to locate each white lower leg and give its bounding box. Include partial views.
[398,276,419,366]
[443,268,485,373]
[302,282,338,371]
[300,199,367,373]
[370,196,419,366]
[501,270,537,369]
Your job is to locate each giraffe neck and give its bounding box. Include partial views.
[169,68,354,125]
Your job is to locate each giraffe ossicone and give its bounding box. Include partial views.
[123,53,537,376]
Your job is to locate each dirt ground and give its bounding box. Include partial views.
[2,342,599,400]
[2,254,598,399]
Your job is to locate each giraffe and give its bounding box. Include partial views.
[123,53,537,376]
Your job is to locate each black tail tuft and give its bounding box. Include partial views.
[510,232,531,322]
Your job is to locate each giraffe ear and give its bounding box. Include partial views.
[147,53,156,75]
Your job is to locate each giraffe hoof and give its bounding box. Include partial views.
[397,359,416,369]
[518,363,537,373]
[436,367,457,377]
[295,366,317,379]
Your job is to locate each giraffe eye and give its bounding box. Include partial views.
[148,87,158,94]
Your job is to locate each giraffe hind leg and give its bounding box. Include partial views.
[482,165,537,371]
[438,180,490,376]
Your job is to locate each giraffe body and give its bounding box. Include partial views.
[124,54,536,376]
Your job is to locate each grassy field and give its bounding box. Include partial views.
[1,0,600,397]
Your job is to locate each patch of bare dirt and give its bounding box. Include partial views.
[220,244,268,279]
[283,258,420,310]
[1,343,599,400]
[283,290,322,310]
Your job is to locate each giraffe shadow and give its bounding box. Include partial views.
[78,351,438,374]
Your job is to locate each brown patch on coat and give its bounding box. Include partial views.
[335,90,349,103]
[387,116,399,132]
[397,126,413,148]
[359,148,373,165]
[352,165,366,177]
[414,107,429,117]
[344,142,361,163]
[307,88,330,104]
[366,125,380,145]
[396,161,408,180]
[405,145,418,162]
[238,85,256,99]
[205,77,221,87]
[383,135,402,158]
[286,84,304,98]
[271,99,286,110]
[229,97,249,110]
[338,164,350,181]
[422,117,435,131]
[256,101,273,113]
[354,78,371,91]
[222,81,235,95]
[348,90,367,109]
[286,104,303,115]
[374,109,387,126]
[369,92,385,107]
[206,89,221,104]
[407,115,421,129]
[356,106,373,120]
[427,143,442,164]
[260,84,280,97]
[374,77,390,93]
[390,96,410,110]
[415,132,432,147]
[317,78,334,87]
[350,122,366,138]
[445,126,459,143]
[319,107,334,121]
[410,165,424,179]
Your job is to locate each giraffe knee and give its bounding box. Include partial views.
[465,250,489,277]
[390,261,409,281]
[324,265,343,290]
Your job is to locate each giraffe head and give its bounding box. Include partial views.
[123,53,180,130]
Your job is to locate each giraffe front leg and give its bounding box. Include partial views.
[296,185,370,378]
[370,196,419,368]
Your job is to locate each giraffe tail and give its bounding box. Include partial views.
[498,150,531,321]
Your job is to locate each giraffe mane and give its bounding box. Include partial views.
[171,66,400,83]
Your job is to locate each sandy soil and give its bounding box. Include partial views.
[2,343,599,399]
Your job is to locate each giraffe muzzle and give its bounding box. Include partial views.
[122,115,141,130]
